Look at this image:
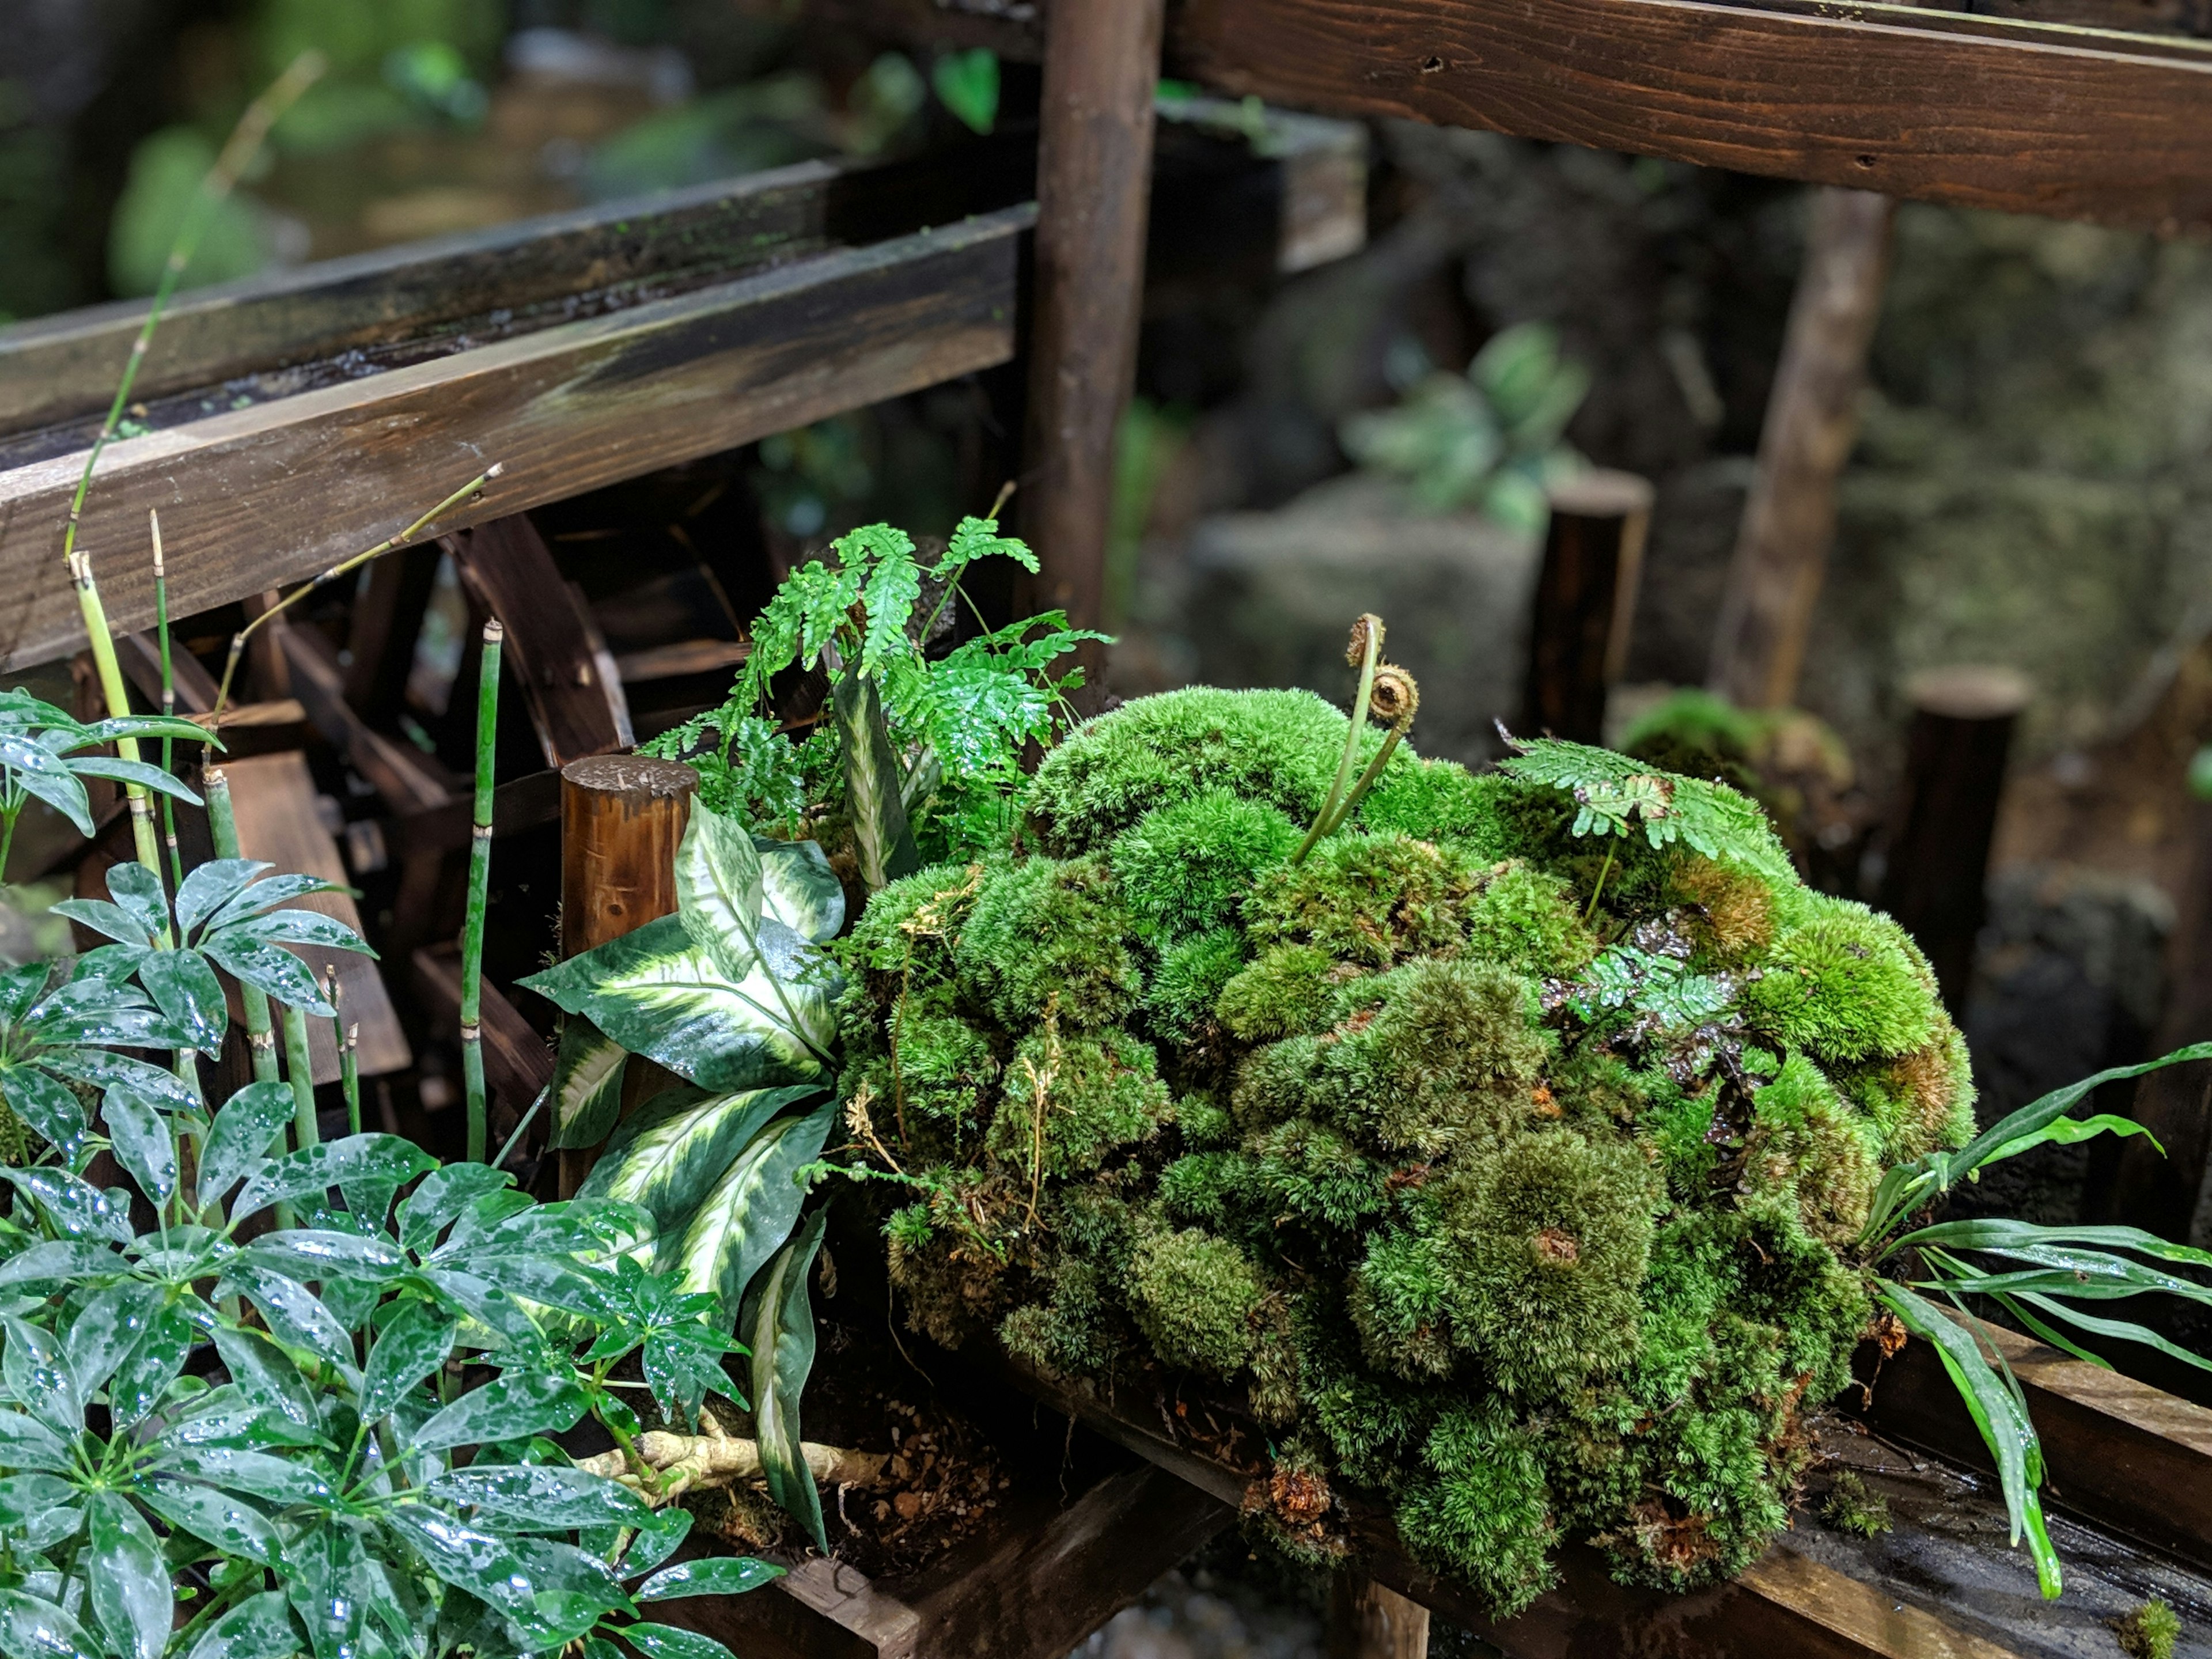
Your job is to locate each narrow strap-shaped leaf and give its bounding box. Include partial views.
[1946,1041,2212,1185]
[1900,1217,2212,1271]
[742,1207,830,1552]
[2012,1289,2212,1377]
[832,660,921,891]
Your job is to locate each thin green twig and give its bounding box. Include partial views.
[460,620,502,1162]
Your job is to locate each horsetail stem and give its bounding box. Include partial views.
[328,967,360,1137]
[203,768,281,1086]
[149,511,184,892]
[69,554,168,904]
[282,1001,319,1153]
[461,619,502,1162]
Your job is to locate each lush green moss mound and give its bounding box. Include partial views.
[838,695,1972,1618]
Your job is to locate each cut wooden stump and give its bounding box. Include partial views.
[1520,468,1654,745]
[218,750,410,1084]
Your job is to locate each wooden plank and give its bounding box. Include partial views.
[1018,0,1165,668]
[1865,1315,2212,1571]
[613,638,751,684]
[1166,0,2212,232]
[275,622,456,815]
[411,944,554,1112]
[993,1352,2031,1659]
[0,139,1035,440]
[218,751,410,1082]
[443,516,630,767]
[118,630,220,714]
[1709,188,1896,710]
[0,208,1031,675]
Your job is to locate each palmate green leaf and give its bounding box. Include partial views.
[219,1265,357,1372]
[65,756,200,805]
[138,948,229,1055]
[673,1097,837,1310]
[578,1086,820,1253]
[757,837,844,944]
[0,1069,85,1161]
[108,1300,191,1431]
[101,863,171,944]
[383,1509,540,1619]
[621,1623,738,1659]
[358,1299,459,1424]
[427,1464,650,1531]
[741,1207,829,1552]
[65,1281,162,1398]
[201,935,335,1015]
[230,1134,437,1222]
[156,1444,337,1506]
[238,1229,410,1282]
[1946,1041,2212,1185]
[1,1317,77,1439]
[101,1087,173,1206]
[39,1048,196,1112]
[398,1164,514,1254]
[86,1493,169,1659]
[0,1411,70,1475]
[182,1590,298,1659]
[0,1475,71,1529]
[549,1020,627,1152]
[1878,1280,2061,1597]
[175,860,270,940]
[0,743,92,839]
[289,1517,373,1659]
[519,914,834,1095]
[0,1241,123,1290]
[211,1324,319,1429]
[217,909,376,956]
[414,1370,588,1454]
[834,660,921,891]
[198,1080,297,1210]
[635,1557,782,1600]
[0,1169,130,1244]
[46,897,146,948]
[139,1478,282,1566]
[0,1588,98,1659]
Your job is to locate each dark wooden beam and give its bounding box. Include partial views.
[411,944,555,1113]
[832,0,2212,235]
[1018,0,1165,656]
[0,139,1034,441]
[0,207,1030,674]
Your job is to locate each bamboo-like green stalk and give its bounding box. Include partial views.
[211,466,500,721]
[69,553,169,904]
[460,619,503,1162]
[56,54,324,588]
[203,768,280,1086]
[328,967,360,1137]
[149,511,184,892]
[281,1001,319,1154]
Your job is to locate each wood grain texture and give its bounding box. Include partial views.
[1709,188,1895,710]
[1018,0,1165,662]
[1168,0,2212,230]
[1867,1315,2212,1571]
[0,209,1029,674]
[0,139,1035,439]
[217,751,410,1082]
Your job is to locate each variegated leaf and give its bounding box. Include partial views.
[547,1019,627,1152]
[673,1097,836,1311]
[576,1086,823,1261]
[757,838,844,944]
[741,1208,828,1551]
[832,662,919,891]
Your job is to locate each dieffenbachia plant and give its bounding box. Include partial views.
[1863,1042,2212,1599]
[520,801,847,1549]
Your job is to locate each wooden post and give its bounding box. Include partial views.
[1019,0,1167,676]
[557,754,696,1195]
[1874,666,2029,1012]
[1327,1573,1431,1659]
[1708,187,1895,709]
[1520,469,1655,744]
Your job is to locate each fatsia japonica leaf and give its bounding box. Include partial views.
[519,913,834,1094]
[673,1096,837,1309]
[100,1086,173,1206]
[0,1586,99,1659]
[229,1134,437,1222]
[0,1169,130,1244]
[181,1589,298,1659]
[740,1206,830,1552]
[426,1465,652,1531]
[549,1018,627,1152]
[358,1298,459,1425]
[636,1558,783,1600]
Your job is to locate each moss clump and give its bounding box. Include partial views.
[955,855,1141,1029]
[1215,944,1349,1043]
[1145,928,1249,1046]
[1111,789,1300,939]
[1130,1228,1263,1373]
[1245,834,1480,967]
[2116,1599,2181,1659]
[1820,1470,1892,1538]
[847,687,1977,1619]
[1746,899,1941,1063]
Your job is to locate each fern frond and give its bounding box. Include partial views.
[1498,734,1794,885]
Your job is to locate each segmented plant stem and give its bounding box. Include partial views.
[211,466,500,721]
[461,619,502,1162]
[325,965,360,1137]
[282,1001,319,1153]
[69,554,168,901]
[203,768,281,1086]
[150,511,183,891]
